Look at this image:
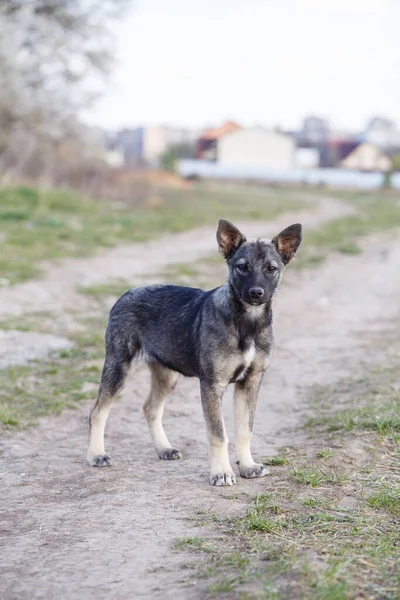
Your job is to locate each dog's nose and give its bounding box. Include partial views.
[249,287,264,299]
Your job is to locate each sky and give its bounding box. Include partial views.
[83,0,400,133]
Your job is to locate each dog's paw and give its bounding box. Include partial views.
[87,453,112,467]
[158,447,181,460]
[210,471,237,486]
[238,462,269,479]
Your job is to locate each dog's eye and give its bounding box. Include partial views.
[267,264,277,273]
[236,263,249,273]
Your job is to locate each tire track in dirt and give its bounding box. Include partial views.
[3,198,400,599]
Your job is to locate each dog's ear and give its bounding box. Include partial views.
[217,219,247,259]
[272,223,302,264]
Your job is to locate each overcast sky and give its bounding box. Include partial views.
[84,0,400,132]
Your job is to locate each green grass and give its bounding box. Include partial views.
[291,465,325,487]
[307,364,400,444]
[368,485,400,515]
[0,314,106,427]
[316,448,334,459]
[262,455,289,466]
[78,279,132,300]
[174,354,400,599]
[293,191,400,269]
[175,537,205,550]
[158,189,400,289]
[176,466,400,599]
[302,497,328,508]
[0,184,303,284]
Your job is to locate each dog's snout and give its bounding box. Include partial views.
[249,287,264,299]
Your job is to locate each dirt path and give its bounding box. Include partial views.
[0,195,353,319]
[1,198,399,599]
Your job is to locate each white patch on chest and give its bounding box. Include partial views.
[245,305,265,321]
[236,341,256,381]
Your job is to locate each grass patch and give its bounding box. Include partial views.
[307,364,400,444]
[292,190,400,269]
[78,279,132,300]
[291,465,325,487]
[174,537,211,552]
[175,354,400,599]
[302,497,329,508]
[316,448,334,459]
[159,189,400,290]
[262,455,289,466]
[0,184,303,284]
[368,485,400,515]
[0,314,106,427]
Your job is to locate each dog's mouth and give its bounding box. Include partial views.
[245,297,267,307]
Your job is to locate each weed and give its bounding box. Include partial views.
[291,466,324,487]
[174,537,210,552]
[368,485,400,515]
[316,448,334,459]
[302,497,327,508]
[262,455,289,466]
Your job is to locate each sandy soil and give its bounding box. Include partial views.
[1,197,399,599]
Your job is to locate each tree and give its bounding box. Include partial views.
[159,143,196,172]
[0,0,132,181]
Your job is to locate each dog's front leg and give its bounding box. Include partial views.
[234,372,269,479]
[200,379,236,486]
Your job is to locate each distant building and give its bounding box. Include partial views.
[217,127,295,169]
[290,116,331,167]
[363,117,400,149]
[196,121,241,160]
[327,131,361,167]
[106,128,144,167]
[300,116,330,146]
[107,126,199,167]
[341,143,392,172]
[294,147,319,169]
[142,126,199,164]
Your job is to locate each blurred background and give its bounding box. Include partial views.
[1,0,400,193]
[1,3,400,599]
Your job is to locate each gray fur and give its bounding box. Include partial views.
[87,220,302,485]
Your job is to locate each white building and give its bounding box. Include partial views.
[294,147,320,169]
[364,117,400,149]
[341,143,392,172]
[142,126,200,164]
[217,127,295,169]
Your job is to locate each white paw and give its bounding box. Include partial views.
[238,462,269,479]
[210,471,237,486]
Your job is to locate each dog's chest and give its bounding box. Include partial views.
[231,341,256,382]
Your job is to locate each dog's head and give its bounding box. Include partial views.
[217,219,302,306]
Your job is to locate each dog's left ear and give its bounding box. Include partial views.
[272,223,302,264]
[217,219,247,259]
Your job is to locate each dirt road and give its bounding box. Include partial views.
[1,197,399,599]
[0,195,353,319]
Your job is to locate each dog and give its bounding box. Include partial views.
[87,219,302,486]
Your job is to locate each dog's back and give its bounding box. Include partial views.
[107,284,217,378]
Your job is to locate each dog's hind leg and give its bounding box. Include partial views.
[87,356,129,467]
[234,372,269,479]
[143,363,180,460]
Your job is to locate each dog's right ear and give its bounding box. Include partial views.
[217,219,247,259]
